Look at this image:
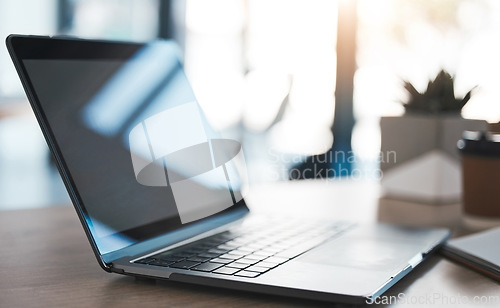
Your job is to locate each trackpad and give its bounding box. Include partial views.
[297,237,422,272]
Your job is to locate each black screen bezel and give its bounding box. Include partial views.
[6,35,249,270]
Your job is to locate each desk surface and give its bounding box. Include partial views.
[1,180,498,307]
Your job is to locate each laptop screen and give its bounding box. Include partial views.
[9,37,248,257]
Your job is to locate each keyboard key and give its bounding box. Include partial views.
[157,254,186,262]
[171,252,197,258]
[191,262,224,272]
[233,246,255,253]
[235,258,259,265]
[205,238,227,246]
[208,248,229,254]
[257,235,277,242]
[235,270,260,278]
[197,252,221,258]
[272,242,291,250]
[244,253,267,261]
[250,250,274,258]
[184,247,207,254]
[187,256,211,262]
[193,242,215,249]
[210,258,233,264]
[169,260,200,269]
[246,243,267,250]
[276,239,298,247]
[226,262,250,269]
[225,250,247,257]
[260,247,284,254]
[234,235,255,242]
[217,244,237,250]
[149,260,175,267]
[213,267,240,275]
[254,261,279,268]
[218,253,243,260]
[225,239,249,246]
[245,265,270,273]
[263,256,289,264]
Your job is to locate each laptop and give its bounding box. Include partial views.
[6,34,449,304]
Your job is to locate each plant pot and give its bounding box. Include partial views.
[380,115,487,204]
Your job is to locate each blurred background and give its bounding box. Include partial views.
[1,0,500,210]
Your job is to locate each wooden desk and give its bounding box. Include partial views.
[1,180,498,307]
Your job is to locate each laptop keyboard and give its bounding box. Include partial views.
[135,219,353,278]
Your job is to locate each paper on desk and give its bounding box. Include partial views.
[447,227,500,266]
[442,227,500,281]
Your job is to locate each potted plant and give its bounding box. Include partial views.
[380,70,488,204]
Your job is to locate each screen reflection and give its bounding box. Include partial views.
[23,41,247,254]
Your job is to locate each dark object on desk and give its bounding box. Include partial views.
[458,131,500,218]
[6,34,450,305]
[441,227,500,282]
[402,69,473,115]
